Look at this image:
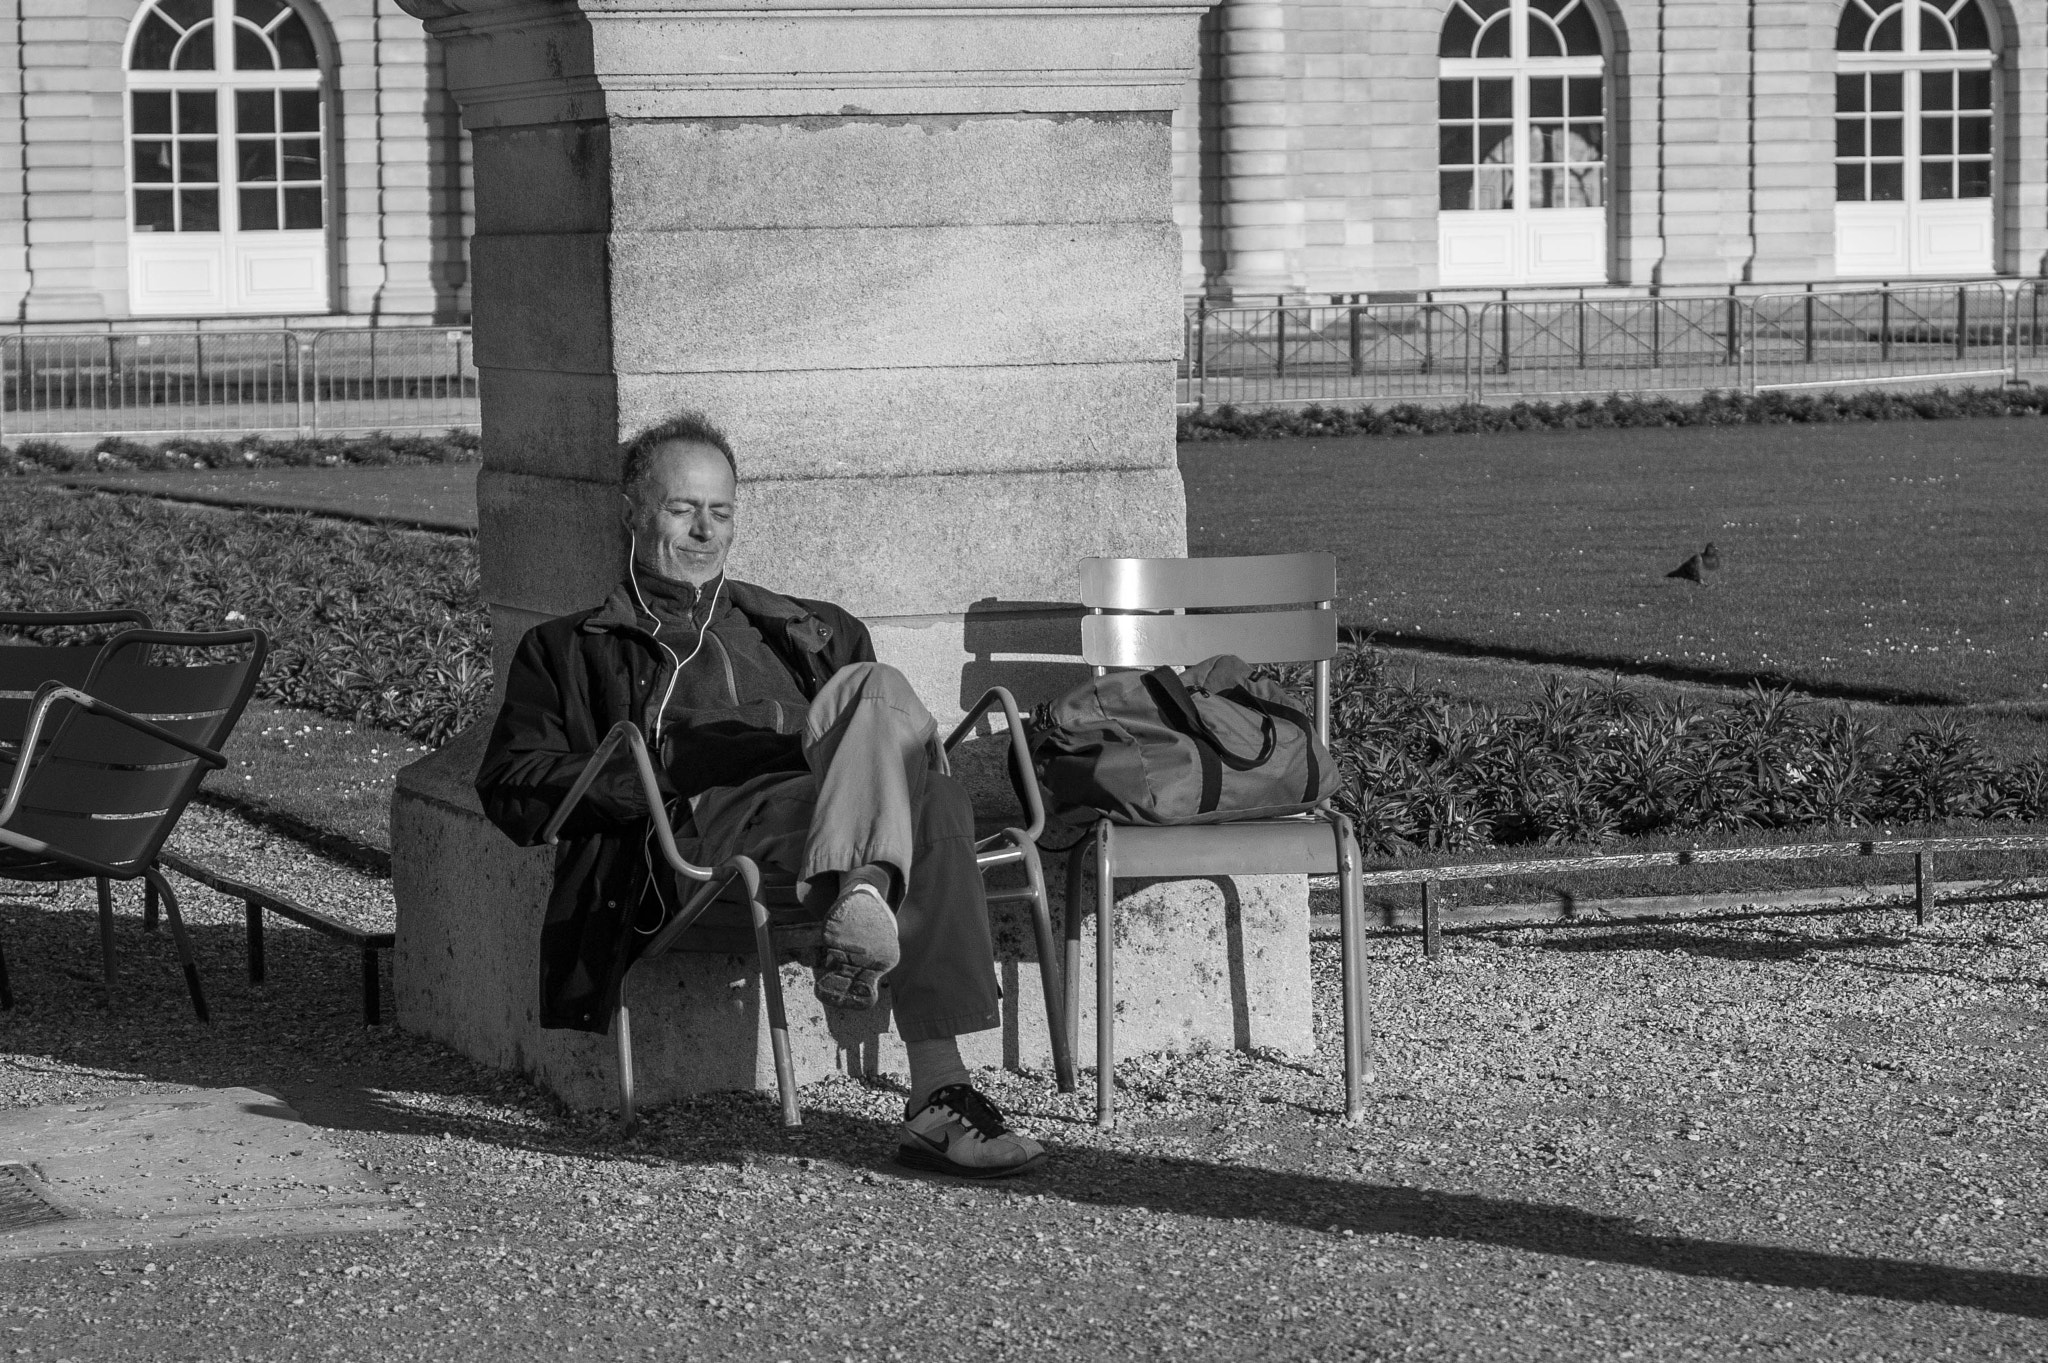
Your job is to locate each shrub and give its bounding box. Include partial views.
[2,428,481,474]
[0,485,487,747]
[1177,386,2048,442]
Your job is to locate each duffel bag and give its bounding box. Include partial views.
[1030,653,1337,827]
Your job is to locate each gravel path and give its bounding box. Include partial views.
[2,805,2043,1360]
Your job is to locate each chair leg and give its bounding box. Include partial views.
[751,894,801,1129]
[615,989,638,1132]
[96,877,116,987]
[1015,834,1075,1094]
[1095,823,1116,1130]
[145,868,208,1024]
[0,934,13,1011]
[1336,817,1372,1123]
[143,877,160,933]
[1063,834,1091,1074]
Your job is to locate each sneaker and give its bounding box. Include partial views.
[896,1084,1047,1179]
[813,883,900,1010]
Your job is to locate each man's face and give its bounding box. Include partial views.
[622,440,736,587]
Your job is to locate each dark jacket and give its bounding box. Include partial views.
[474,576,875,1032]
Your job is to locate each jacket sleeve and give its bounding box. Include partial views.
[473,626,665,846]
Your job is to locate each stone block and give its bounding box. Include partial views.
[392,726,1312,1113]
[469,233,611,374]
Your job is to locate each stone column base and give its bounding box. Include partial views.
[392,727,1312,1113]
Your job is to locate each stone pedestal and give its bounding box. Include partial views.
[392,0,1315,1107]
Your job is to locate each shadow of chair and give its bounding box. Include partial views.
[539,684,1074,1131]
[1059,552,1371,1128]
[0,627,269,1018]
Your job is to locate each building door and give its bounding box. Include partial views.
[1436,0,1609,288]
[1834,0,1997,277]
[126,0,330,316]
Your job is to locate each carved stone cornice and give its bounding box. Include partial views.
[394,0,1211,125]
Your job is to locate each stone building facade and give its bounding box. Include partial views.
[6,0,2044,323]
[0,0,468,324]
[1176,0,2048,297]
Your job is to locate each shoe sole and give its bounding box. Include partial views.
[813,889,900,1010]
[893,1143,1047,1180]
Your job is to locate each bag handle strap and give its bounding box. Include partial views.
[1236,692,1323,803]
[1144,666,1279,773]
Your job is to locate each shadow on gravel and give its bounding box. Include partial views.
[7,898,2046,1322]
[1531,925,1908,961]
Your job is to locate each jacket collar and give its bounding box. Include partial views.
[582,574,816,641]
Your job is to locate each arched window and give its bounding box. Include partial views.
[1436,0,1608,286]
[1834,0,1997,276]
[125,0,330,315]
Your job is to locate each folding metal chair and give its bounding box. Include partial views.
[0,628,268,1019]
[541,685,1073,1130]
[1061,553,1371,1128]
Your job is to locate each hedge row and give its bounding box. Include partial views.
[4,428,480,475]
[1,484,488,747]
[1178,385,2048,441]
[1301,649,2047,855]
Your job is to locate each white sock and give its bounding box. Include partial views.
[905,1037,971,1116]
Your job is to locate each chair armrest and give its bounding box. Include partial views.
[943,686,1045,842]
[537,721,718,882]
[0,682,227,831]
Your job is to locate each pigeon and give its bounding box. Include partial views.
[1666,554,1704,583]
[1701,542,1721,571]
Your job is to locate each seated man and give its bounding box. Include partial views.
[474,411,1044,1179]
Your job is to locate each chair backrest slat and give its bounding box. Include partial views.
[1080,553,1336,611]
[1081,608,1337,669]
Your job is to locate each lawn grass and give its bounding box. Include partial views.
[208,699,424,865]
[1181,416,2048,704]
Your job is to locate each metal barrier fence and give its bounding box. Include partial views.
[0,326,478,440]
[1180,285,2045,409]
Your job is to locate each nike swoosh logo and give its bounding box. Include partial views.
[913,1129,952,1154]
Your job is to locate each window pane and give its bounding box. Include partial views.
[133,188,175,231]
[179,187,219,231]
[1474,14,1510,57]
[1869,11,1901,50]
[1477,166,1513,209]
[1953,0,1990,49]
[1920,70,1952,110]
[1958,69,1992,109]
[1527,15,1562,57]
[236,90,275,134]
[1836,164,1865,201]
[1871,162,1904,200]
[1531,166,1563,208]
[283,186,321,229]
[133,140,174,183]
[1836,2,1872,50]
[1869,117,1902,157]
[1922,117,1954,154]
[132,91,173,135]
[172,22,214,70]
[1959,115,1991,154]
[1477,79,1512,119]
[1871,73,1903,110]
[1569,164,1603,207]
[1440,170,1474,211]
[177,139,217,184]
[1836,119,1866,158]
[1478,124,1515,165]
[238,139,277,181]
[1922,162,1954,198]
[1837,74,1865,113]
[1920,8,1954,50]
[1570,122,1602,160]
[281,137,320,179]
[1440,125,1474,165]
[1530,78,1564,119]
[1439,79,1472,120]
[239,186,278,230]
[130,12,179,69]
[237,0,289,20]
[234,23,275,69]
[176,91,216,134]
[1569,76,1603,116]
[161,0,210,25]
[280,90,320,132]
[1529,122,1564,163]
[1439,6,1479,58]
[1557,2,1602,55]
[1959,161,1991,197]
[273,13,317,68]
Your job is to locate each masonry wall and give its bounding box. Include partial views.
[0,0,470,323]
[1177,0,2048,296]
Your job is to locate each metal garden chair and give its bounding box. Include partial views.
[1060,552,1371,1128]
[0,628,268,1019]
[540,684,1073,1130]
